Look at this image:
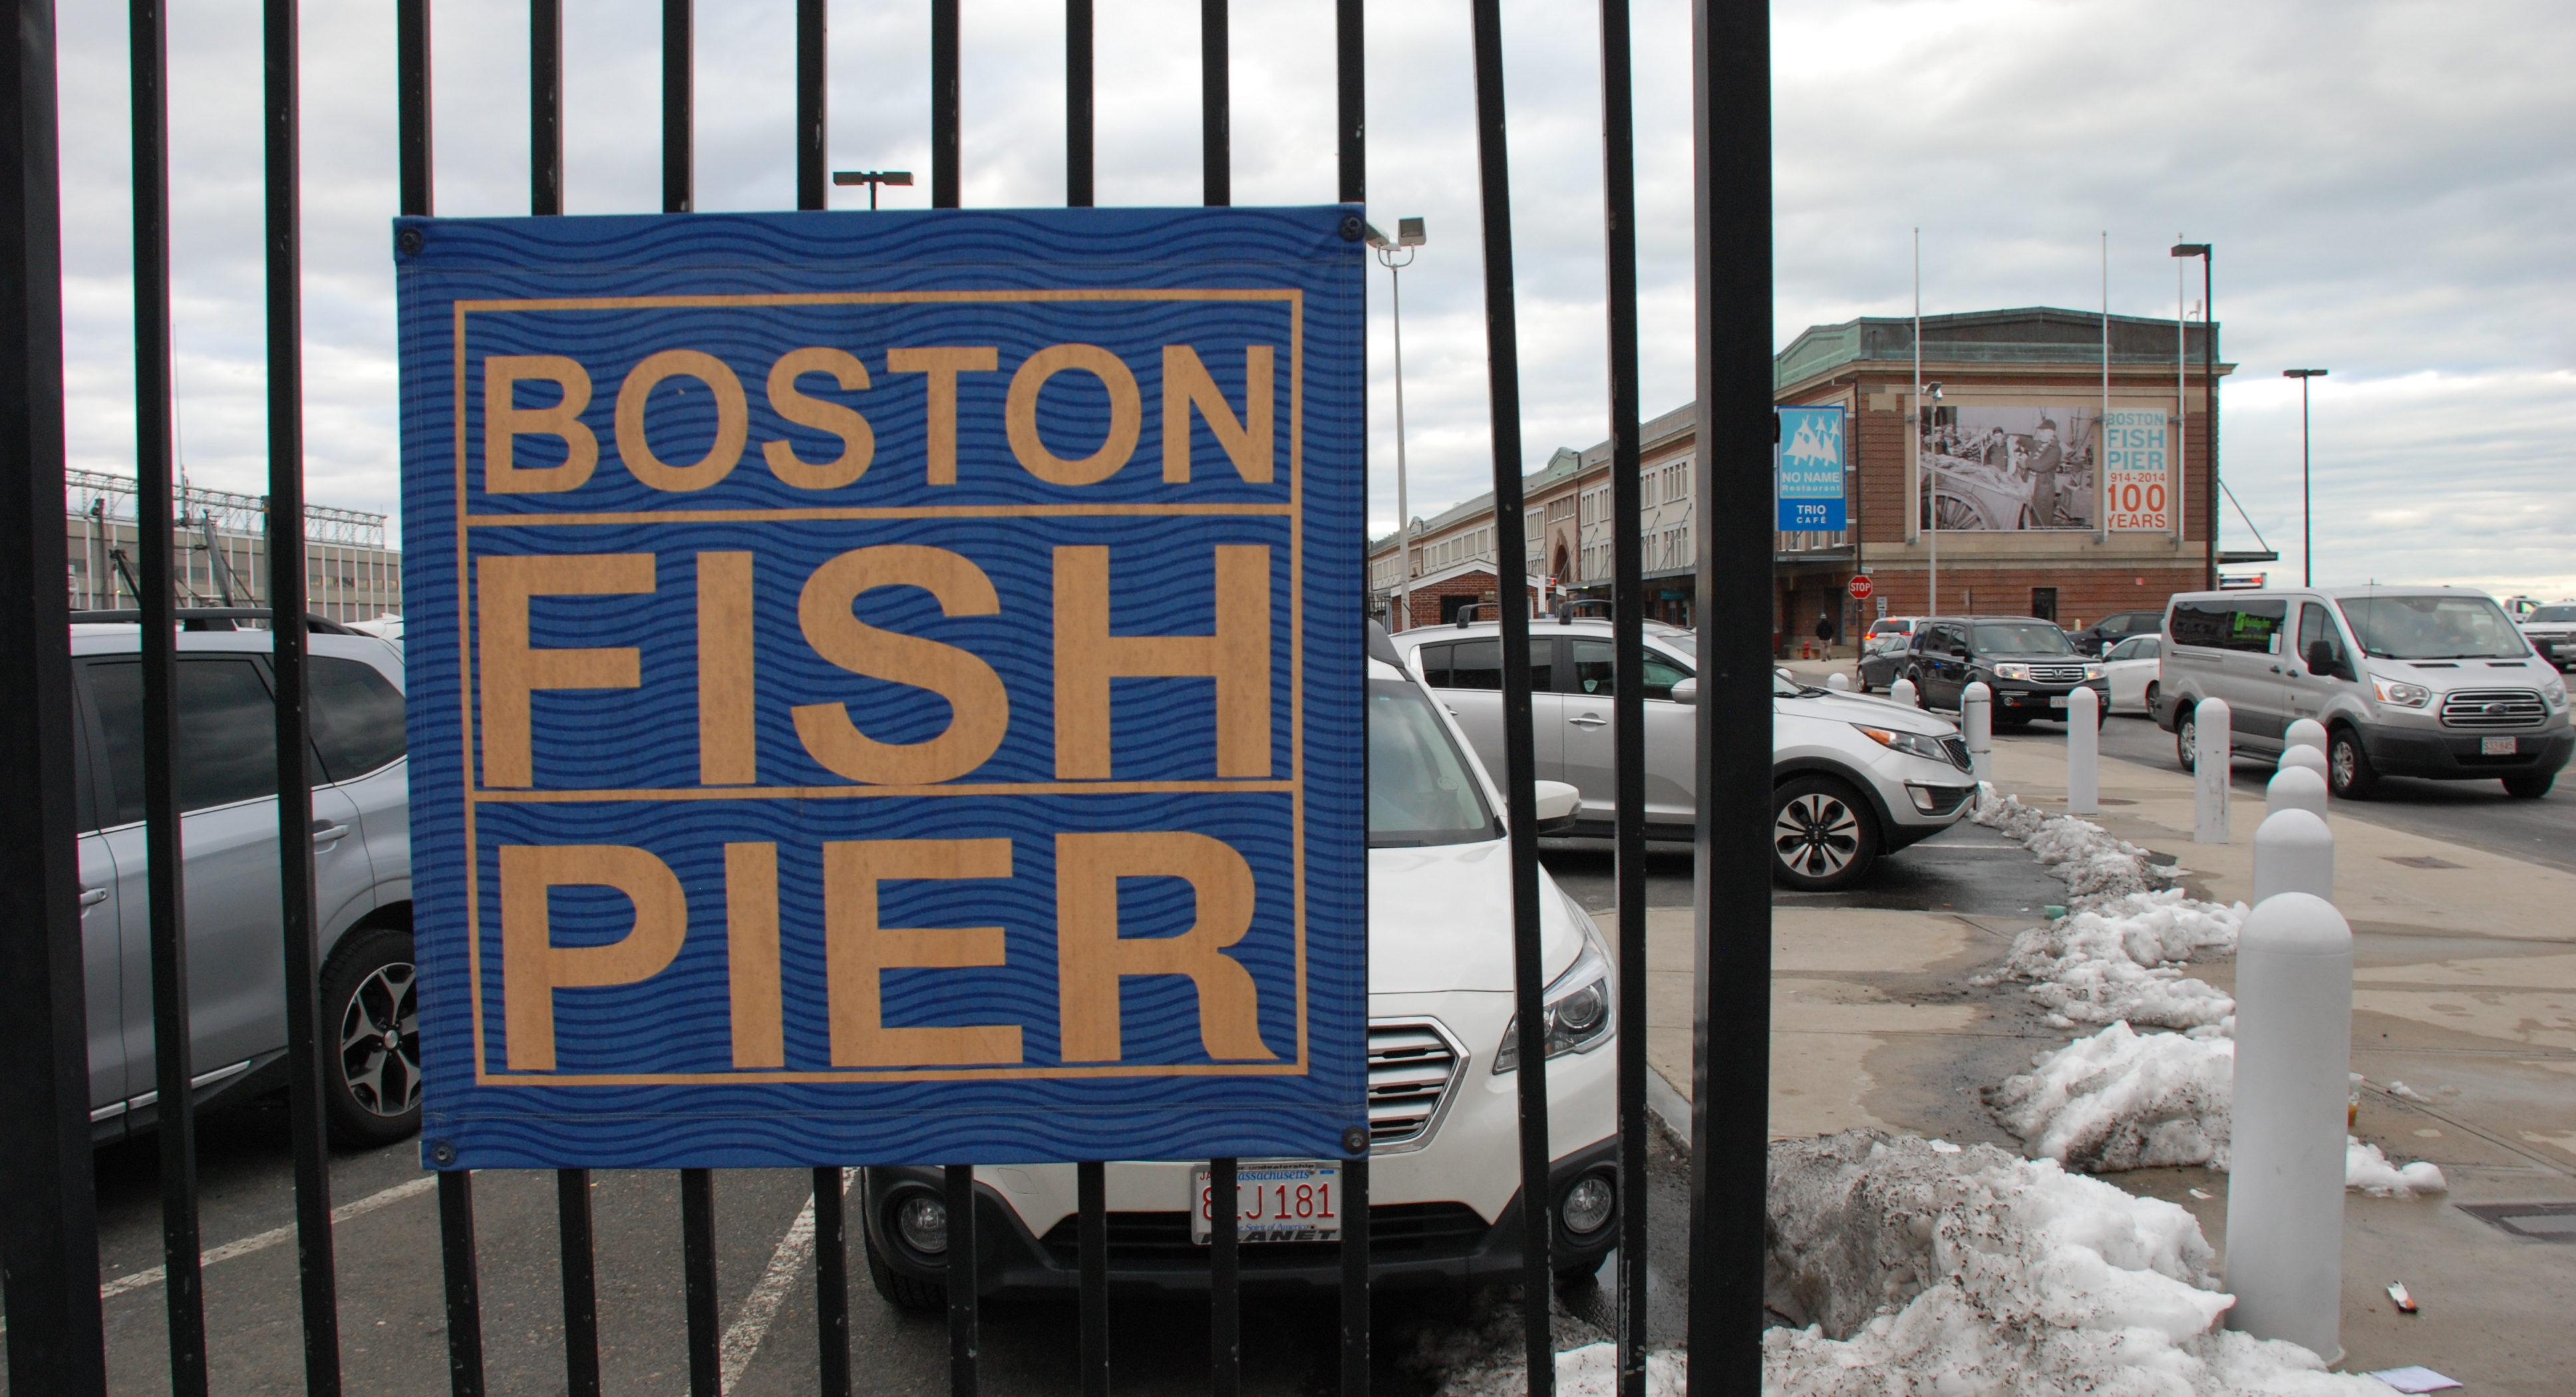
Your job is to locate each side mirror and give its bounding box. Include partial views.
[1531,780,1583,836]
[1668,677,1698,704]
[2306,640,2346,679]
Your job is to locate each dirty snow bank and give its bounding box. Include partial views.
[1761,1131,2388,1396]
[1985,889,2246,1032]
[1989,1022,2237,1171]
[1974,790,2179,905]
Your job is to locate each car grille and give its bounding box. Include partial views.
[2439,689,2547,728]
[2024,664,2089,683]
[1939,736,1972,771]
[1037,1202,1492,1264]
[1369,1020,1464,1149]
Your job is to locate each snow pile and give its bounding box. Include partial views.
[2346,1138,2448,1198]
[1974,790,2177,905]
[1987,889,2246,1032]
[1761,1131,2385,1396]
[1989,1023,2237,1171]
[1545,1344,1686,1397]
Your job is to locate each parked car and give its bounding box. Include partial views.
[1893,616,2108,728]
[2516,601,2576,674]
[69,611,417,1148]
[2148,587,2573,799]
[1854,616,1927,693]
[1387,617,1977,891]
[2102,634,2162,714]
[2067,609,2166,658]
[862,624,1617,1303]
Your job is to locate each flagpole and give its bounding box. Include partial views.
[1916,228,1935,617]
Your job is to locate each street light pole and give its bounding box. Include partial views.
[2283,369,2327,587]
[1367,218,1426,629]
[2172,242,2214,589]
[830,169,913,209]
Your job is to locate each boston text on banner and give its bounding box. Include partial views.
[395,208,1368,1169]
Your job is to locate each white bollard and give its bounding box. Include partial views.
[2225,890,2354,1363]
[2266,765,2329,824]
[2284,717,2329,756]
[2253,806,2334,903]
[1826,671,1851,691]
[2066,685,2100,814]
[2277,743,2330,786]
[2193,698,2232,844]
[1889,676,1919,709]
[1961,681,1993,782]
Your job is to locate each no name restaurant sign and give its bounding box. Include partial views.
[395,209,1367,1169]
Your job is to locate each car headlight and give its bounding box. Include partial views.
[2370,677,2432,708]
[1991,663,2030,681]
[2546,679,2569,710]
[1494,899,1616,1073]
[2083,663,2106,680]
[1852,723,1954,765]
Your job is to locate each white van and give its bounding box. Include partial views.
[2149,587,2572,799]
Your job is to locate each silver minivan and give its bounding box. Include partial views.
[2149,587,2573,798]
[69,616,418,1146]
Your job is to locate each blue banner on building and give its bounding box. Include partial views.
[1776,405,1848,532]
[395,208,1368,1169]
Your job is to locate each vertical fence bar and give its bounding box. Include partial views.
[1466,3,1554,1392]
[663,0,692,211]
[130,0,208,1387]
[1686,1,1774,1394]
[531,0,560,213]
[796,0,826,208]
[681,1168,721,1396]
[0,0,104,1386]
[1064,0,1092,206]
[1334,0,1361,205]
[1335,5,1367,1392]
[557,1168,602,1397]
[814,1167,853,1397]
[398,0,431,214]
[1339,1154,1369,1396]
[1594,1,1647,1391]
[930,0,959,207]
[267,0,345,1387]
[1200,0,1227,207]
[945,1164,981,1397]
[1077,1160,1109,1397]
[1210,1157,1240,1397]
[439,1171,488,1396]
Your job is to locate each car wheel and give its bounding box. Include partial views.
[1770,776,1879,892]
[1905,671,1930,708]
[320,923,422,1148]
[2175,705,2197,774]
[2502,772,2555,799]
[2327,726,2380,800]
[862,1228,946,1312]
[2144,680,2160,715]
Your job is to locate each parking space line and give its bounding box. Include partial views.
[704,1167,856,1396]
[96,1173,442,1303]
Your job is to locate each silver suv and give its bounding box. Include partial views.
[70,615,417,1147]
[2518,602,2576,674]
[1387,619,1977,890]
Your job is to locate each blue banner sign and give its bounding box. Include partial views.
[1776,405,1848,531]
[396,208,1368,1169]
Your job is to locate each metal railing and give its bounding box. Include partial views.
[0,2,1776,1395]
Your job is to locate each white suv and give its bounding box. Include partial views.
[859,627,1620,1301]
[1388,617,1978,891]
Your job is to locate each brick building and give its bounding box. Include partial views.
[1368,306,2243,649]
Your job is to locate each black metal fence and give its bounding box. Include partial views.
[0,1,1774,1393]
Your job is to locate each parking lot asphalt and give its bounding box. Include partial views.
[1537,814,2068,921]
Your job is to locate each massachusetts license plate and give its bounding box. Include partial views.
[2048,695,2070,708]
[2483,736,2518,755]
[1192,1160,1343,1243]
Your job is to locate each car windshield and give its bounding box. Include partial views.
[2528,605,2576,623]
[1368,677,1501,847]
[2338,595,2528,660]
[1972,623,2073,655]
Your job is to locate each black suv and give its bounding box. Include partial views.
[2067,609,2165,658]
[1900,616,2108,728]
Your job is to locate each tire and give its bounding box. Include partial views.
[319,922,422,1148]
[2327,725,2380,800]
[1905,671,1931,709]
[2175,704,2198,774]
[1771,775,1880,892]
[2144,680,2160,716]
[2503,772,2555,799]
[864,1228,947,1312]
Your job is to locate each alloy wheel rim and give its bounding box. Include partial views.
[1774,793,1860,877]
[340,961,421,1117]
[2332,742,2356,788]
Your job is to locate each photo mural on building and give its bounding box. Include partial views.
[1919,405,2098,531]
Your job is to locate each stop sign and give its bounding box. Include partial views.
[1848,574,1874,601]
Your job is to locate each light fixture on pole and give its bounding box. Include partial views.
[830,169,913,209]
[2171,242,2215,589]
[1365,217,1426,629]
[2283,369,2327,587]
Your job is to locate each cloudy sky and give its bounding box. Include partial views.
[53,0,2576,597]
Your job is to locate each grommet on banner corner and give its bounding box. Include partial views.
[1343,1126,1370,1155]
[397,226,424,256]
[1338,216,1364,242]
